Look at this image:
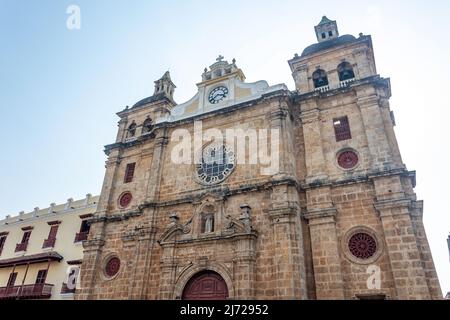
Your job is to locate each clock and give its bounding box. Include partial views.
[196,144,235,185]
[208,86,229,104]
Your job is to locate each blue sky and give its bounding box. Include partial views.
[1,0,449,295]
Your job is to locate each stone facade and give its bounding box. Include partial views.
[76,17,442,300]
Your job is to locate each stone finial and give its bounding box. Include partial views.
[33,207,40,217]
[85,194,92,205]
[65,198,74,210]
[18,211,25,221]
[48,203,56,214]
[154,71,176,100]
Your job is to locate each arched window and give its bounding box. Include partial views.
[338,62,355,81]
[313,69,329,88]
[127,122,136,138]
[142,118,153,134]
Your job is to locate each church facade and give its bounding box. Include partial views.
[76,17,442,300]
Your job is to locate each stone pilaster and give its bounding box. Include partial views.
[75,239,105,300]
[233,236,257,300]
[76,154,121,300]
[300,108,328,184]
[373,176,431,299]
[356,90,396,172]
[304,185,345,299]
[129,129,169,299]
[268,98,293,179]
[409,201,443,299]
[158,243,178,300]
[352,47,375,78]
[292,64,310,93]
[268,185,307,300]
[146,129,169,202]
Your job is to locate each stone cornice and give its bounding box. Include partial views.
[158,231,257,248]
[104,90,292,155]
[304,207,338,221]
[374,198,412,213]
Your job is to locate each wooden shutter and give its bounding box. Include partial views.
[21,231,31,244]
[48,225,59,240]
[124,163,136,183]
[333,116,352,142]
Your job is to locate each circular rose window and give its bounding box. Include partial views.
[119,192,132,208]
[337,150,359,169]
[105,257,121,278]
[348,233,377,260]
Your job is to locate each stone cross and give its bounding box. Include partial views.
[216,55,224,62]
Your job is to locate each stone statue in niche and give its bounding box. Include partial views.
[202,214,214,233]
[239,204,252,232]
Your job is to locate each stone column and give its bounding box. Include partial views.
[300,108,328,184]
[373,175,431,299]
[304,186,345,299]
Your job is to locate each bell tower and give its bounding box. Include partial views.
[154,71,176,100]
[315,16,339,43]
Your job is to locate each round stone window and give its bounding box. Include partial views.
[337,150,359,169]
[348,233,377,260]
[105,256,121,278]
[119,192,132,208]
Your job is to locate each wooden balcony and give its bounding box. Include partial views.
[74,232,88,243]
[15,242,28,252]
[0,284,53,300]
[42,238,56,249]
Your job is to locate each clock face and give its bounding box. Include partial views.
[196,144,235,185]
[208,86,229,104]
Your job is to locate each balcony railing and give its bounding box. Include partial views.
[74,232,88,243]
[15,242,28,252]
[314,85,330,93]
[0,284,53,300]
[339,78,355,88]
[60,282,76,294]
[42,238,56,249]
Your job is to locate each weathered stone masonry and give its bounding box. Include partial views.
[76,17,442,300]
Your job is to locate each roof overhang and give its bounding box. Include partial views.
[0,252,63,268]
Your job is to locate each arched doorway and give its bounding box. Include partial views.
[182,271,229,300]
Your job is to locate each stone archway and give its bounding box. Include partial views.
[182,271,229,300]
